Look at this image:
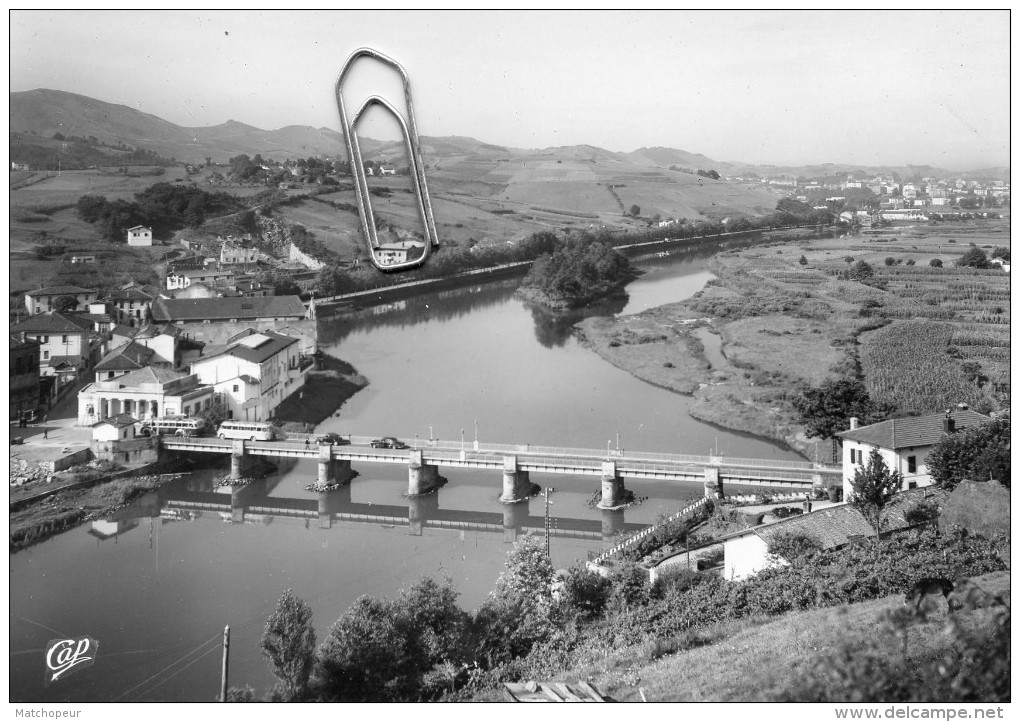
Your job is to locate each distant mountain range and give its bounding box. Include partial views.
[9,88,1009,180]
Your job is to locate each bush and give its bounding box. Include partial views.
[930,258,943,267]
[771,506,804,519]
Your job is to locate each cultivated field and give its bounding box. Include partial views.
[577,219,1010,459]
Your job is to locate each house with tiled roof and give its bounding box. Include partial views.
[129,322,204,369]
[104,286,156,328]
[150,295,315,354]
[11,312,99,382]
[77,365,213,426]
[837,407,990,499]
[190,328,306,422]
[24,285,98,315]
[723,486,949,580]
[92,340,172,383]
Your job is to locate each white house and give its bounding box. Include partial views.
[190,329,305,422]
[375,240,425,266]
[837,408,990,499]
[721,487,948,581]
[77,367,214,426]
[24,286,98,315]
[166,268,237,291]
[91,413,138,442]
[126,225,153,246]
[11,312,98,382]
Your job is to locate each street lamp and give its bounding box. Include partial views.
[461,428,465,451]
[616,432,620,452]
[607,439,611,456]
[474,419,478,447]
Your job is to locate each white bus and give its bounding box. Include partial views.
[140,416,208,437]
[217,420,276,441]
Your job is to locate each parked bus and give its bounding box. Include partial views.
[217,420,276,441]
[140,416,208,437]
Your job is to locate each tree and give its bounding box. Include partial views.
[799,255,808,266]
[929,258,943,268]
[316,596,411,701]
[847,259,874,281]
[53,295,79,313]
[628,204,641,218]
[925,415,1010,491]
[848,449,903,539]
[471,535,555,666]
[793,377,892,440]
[260,589,316,701]
[558,564,611,621]
[990,246,1009,262]
[956,246,989,269]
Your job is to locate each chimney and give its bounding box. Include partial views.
[943,409,955,433]
[849,417,859,430]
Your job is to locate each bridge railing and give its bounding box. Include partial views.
[589,498,710,567]
[169,434,839,475]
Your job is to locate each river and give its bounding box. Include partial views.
[9,239,802,702]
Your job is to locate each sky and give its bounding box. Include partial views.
[9,9,1011,170]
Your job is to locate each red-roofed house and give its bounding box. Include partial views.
[837,407,990,498]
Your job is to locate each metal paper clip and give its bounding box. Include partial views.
[335,47,438,272]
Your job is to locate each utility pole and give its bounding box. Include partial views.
[543,487,555,559]
[220,625,230,702]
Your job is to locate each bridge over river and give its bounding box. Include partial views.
[161,435,841,507]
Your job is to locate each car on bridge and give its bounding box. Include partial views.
[316,433,350,446]
[370,436,409,449]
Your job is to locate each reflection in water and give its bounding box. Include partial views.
[319,279,520,344]
[160,468,641,544]
[525,292,629,348]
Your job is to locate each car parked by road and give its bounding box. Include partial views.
[370,436,409,449]
[316,432,350,445]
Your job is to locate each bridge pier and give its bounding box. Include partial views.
[598,462,632,509]
[703,466,724,499]
[500,456,540,504]
[229,439,247,480]
[407,450,446,497]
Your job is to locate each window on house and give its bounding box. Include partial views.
[62,335,68,343]
[233,384,239,392]
[43,350,49,360]
[42,336,49,344]
[907,456,917,474]
[108,371,115,379]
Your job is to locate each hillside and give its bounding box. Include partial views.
[519,569,1010,702]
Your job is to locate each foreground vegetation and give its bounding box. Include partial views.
[232,525,1006,702]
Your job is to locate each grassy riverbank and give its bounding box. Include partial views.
[576,220,1010,459]
[9,469,184,551]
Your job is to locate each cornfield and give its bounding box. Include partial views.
[859,321,996,415]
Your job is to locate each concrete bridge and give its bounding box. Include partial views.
[160,434,841,506]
